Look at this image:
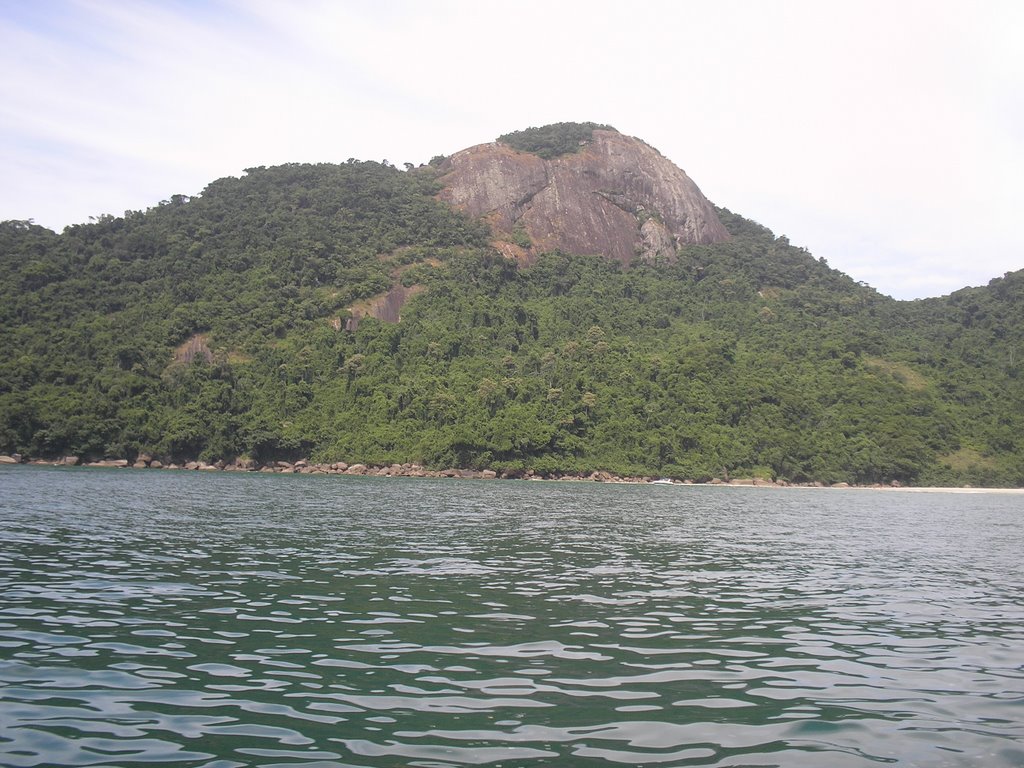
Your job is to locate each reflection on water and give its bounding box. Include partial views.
[0,467,1022,767]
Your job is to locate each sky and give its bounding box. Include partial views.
[2,0,1022,300]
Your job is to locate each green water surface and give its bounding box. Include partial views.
[0,467,1021,767]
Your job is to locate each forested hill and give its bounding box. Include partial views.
[1,134,1022,485]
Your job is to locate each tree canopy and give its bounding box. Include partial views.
[1,161,1021,486]
[497,122,617,159]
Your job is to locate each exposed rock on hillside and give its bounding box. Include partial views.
[173,333,213,365]
[438,129,729,264]
[345,284,424,331]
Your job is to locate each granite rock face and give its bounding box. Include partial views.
[438,129,729,265]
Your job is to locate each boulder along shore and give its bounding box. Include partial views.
[0,453,927,488]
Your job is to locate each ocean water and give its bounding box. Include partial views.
[0,466,1021,767]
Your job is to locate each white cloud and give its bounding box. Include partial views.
[1,0,1021,299]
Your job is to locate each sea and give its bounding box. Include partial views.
[0,466,1022,767]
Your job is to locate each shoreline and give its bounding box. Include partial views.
[3,454,1022,493]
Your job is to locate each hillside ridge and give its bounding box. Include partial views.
[0,126,1021,486]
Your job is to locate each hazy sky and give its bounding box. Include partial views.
[2,0,1022,299]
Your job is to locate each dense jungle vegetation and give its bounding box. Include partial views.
[1,159,1022,485]
[497,122,616,158]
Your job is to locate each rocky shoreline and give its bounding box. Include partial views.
[0,452,917,489]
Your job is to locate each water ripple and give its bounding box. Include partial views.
[0,468,1022,766]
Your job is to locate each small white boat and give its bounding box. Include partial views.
[651,478,675,485]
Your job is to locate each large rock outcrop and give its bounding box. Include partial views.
[438,128,729,265]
